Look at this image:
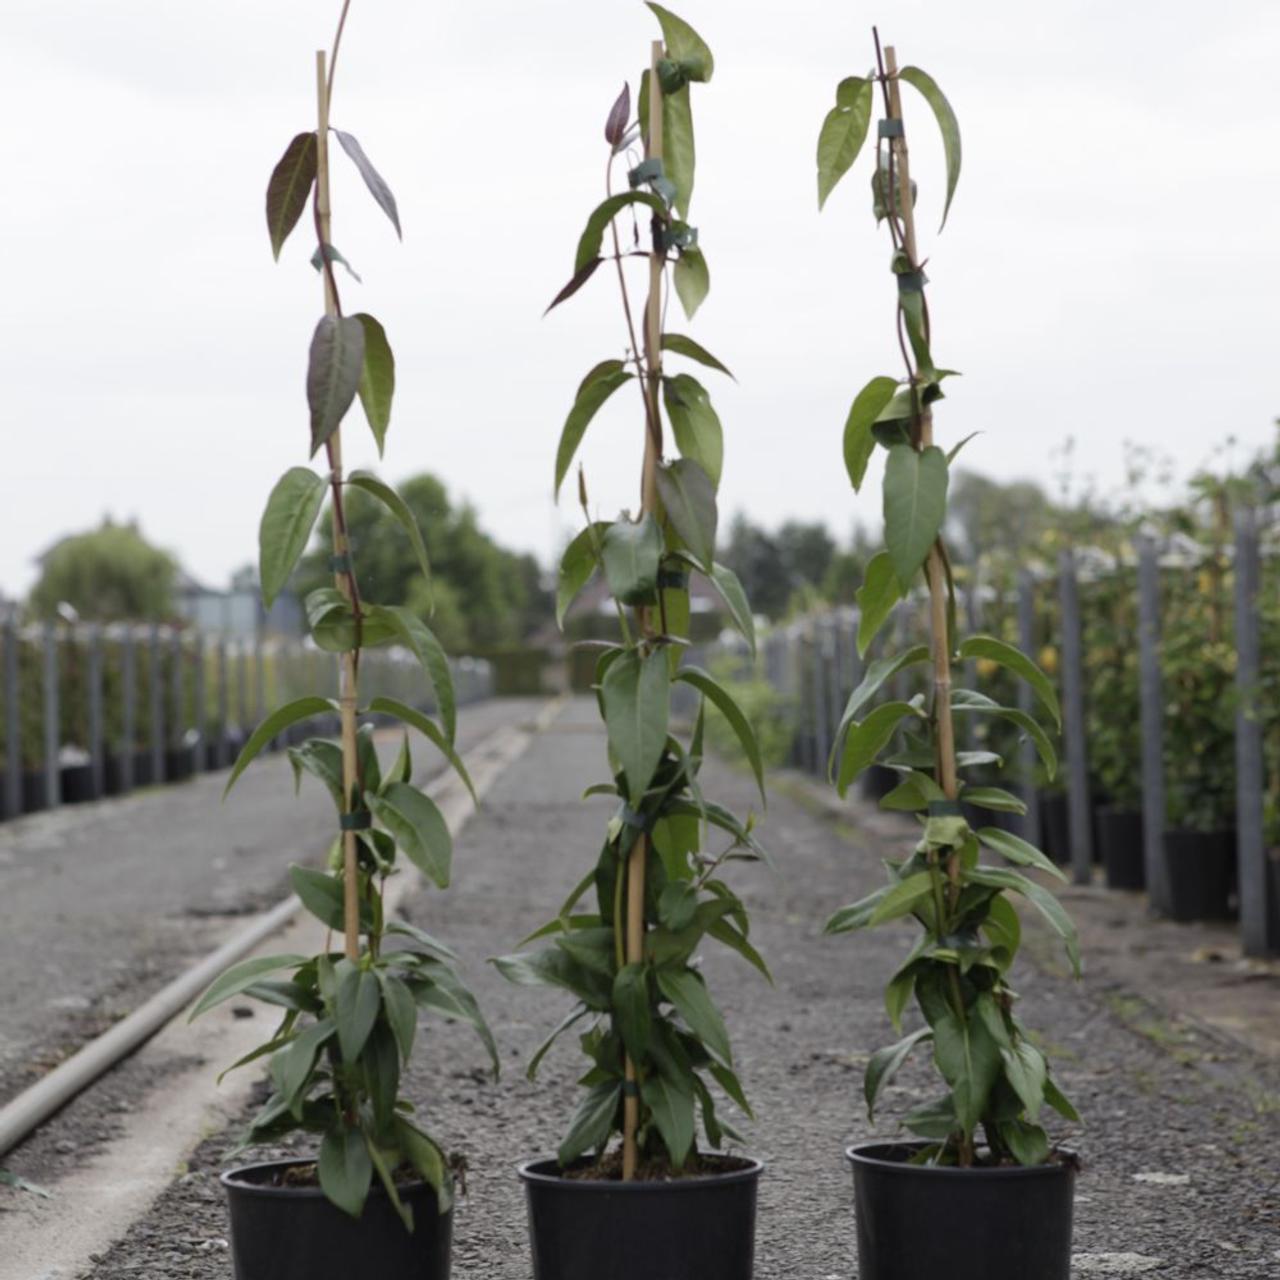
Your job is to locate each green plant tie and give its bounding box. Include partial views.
[621,1079,640,1098]
[656,222,698,253]
[628,158,665,187]
[339,810,372,831]
[328,553,353,573]
[926,799,963,817]
[878,118,905,138]
[620,805,650,832]
[658,568,690,590]
[896,270,927,294]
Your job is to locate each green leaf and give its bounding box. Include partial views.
[367,696,473,801]
[674,666,764,804]
[369,781,452,888]
[377,971,418,1062]
[657,969,731,1067]
[305,588,398,652]
[836,701,921,797]
[289,865,371,932]
[707,563,755,656]
[883,444,949,588]
[602,515,662,605]
[414,961,500,1074]
[189,953,307,1021]
[318,1125,373,1219]
[647,3,714,81]
[613,964,652,1060]
[867,870,935,926]
[898,66,962,230]
[831,644,930,768]
[224,696,336,796]
[556,523,607,628]
[1000,1042,1047,1121]
[559,1081,621,1165]
[332,130,401,237]
[346,472,431,597]
[526,1004,589,1080]
[856,552,904,657]
[575,193,667,273]
[662,333,733,379]
[975,827,1066,883]
[307,315,366,457]
[707,918,772,983]
[998,1119,1050,1167]
[673,247,710,320]
[843,375,898,492]
[601,649,670,803]
[545,257,605,314]
[961,787,1026,815]
[947,430,980,463]
[662,83,696,219]
[271,1016,335,1110]
[950,690,1057,779]
[259,468,327,609]
[958,635,1061,728]
[968,867,1081,977]
[365,608,455,744]
[554,362,634,497]
[817,76,874,209]
[394,1118,452,1208]
[351,314,395,455]
[385,918,459,962]
[1044,1076,1081,1123]
[663,374,723,487]
[656,458,717,571]
[865,1026,932,1119]
[917,973,1002,1133]
[287,737,344,803]
[658,881,699,931]
[265,132,316,260]
[880,771,945,812]
[641,1073,695,1167]
[334,961,381,1062]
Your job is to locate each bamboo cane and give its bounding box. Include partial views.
[622,37,667,1184]
[316,49,361,963]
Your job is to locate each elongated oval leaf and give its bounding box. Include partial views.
[832,644,931,770]
[367,695,474,801]
[837,700,921,796]
[369,781,452,888]
[663,84,696,219]
[958,634,1061,727]
[646,3,714,82]
[554,363,634,497]
[289,864,372,931]
[867,870,935,926]
[332,129,401,237]
[365,607,455,743]
[224,696,336,795]
[259,467,326,608]
[661,333,733,379]
[612,964,652,1060]
[844,375,899,492]
[601,648,670,803]
[817,76,874,209]
[883,444,948,588]
[657,968,731,1067]
[961,786,1027,815]
[545,256,604,314]
[975,827,1066,883]
[335,962,381,1062]
[575,192,667,273]
[346,471,429,595]
[950,690,1057,779]
[602,515,662,605]
[663,373,723,487]
[350,313,394,455]
[865,1026,932,1119]
[318,1125,373,1219]
[558,1081,622,1165]
[655,458,717,571]
[968,866,1080,977]
[265,132,316,260]
[189,953,307,1021]
[307,315,366,456]
[605,82,631,147]
[855,551,904,658]
[556,523,606,628]
[673,246,709,319]
[708,562,754,655]
[898,66,962,229]
[674,666,764,804]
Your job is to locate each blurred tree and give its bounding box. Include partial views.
[720,515,791,620]
[777,521,836,589]
[29,519,177,621]
[947,470,1055,563]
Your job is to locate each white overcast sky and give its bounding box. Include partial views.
[3,0,1278,597]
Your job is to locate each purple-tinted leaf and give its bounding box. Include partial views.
[307,315,366,456]
[265,132,317,260]
[332,129,402,238]
[544,257,604,315]
[605,83,631,148]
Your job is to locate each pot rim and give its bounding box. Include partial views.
[518,1153,764,1192]
[221,1156,432,1200]
[847,1142,1076,1179]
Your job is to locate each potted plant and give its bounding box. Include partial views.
[189,6,495,1278]
[816,34,1083,1280]
[493,8,770,1278]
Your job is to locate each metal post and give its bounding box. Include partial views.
[811,626,829,775]
[3,619,19,818]
[216,639,229,768]
[88,625,104,799]
[43,622,60,808]
[1058,549,1093,883]
[1233,508,1275,955]
[193,633,207,773]
[149,624,165,784]
[120,629,135,792]
[1136,535,1171,913]
[170,629,184,760]
[1016,570,1042,848]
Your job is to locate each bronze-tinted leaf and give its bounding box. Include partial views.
[605,83,631,148]
[265,132,317,260]
[306,315,366,456]
[332,129,402,238]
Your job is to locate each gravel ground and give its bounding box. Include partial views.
[60,700,1280,1277]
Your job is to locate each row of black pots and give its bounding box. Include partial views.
[222,1144,1076,1280]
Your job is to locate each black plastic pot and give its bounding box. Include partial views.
[133,750,155,787]
[519,1156,762,1280]
[61,762,98,805]
[221,1159,452,1280]
[165,745,196,782]
[1164,829,1235,922]
[1037,791,1070,865]
[21,770,47,813]
[861,765,900,805]
[1097,806,1145,891]
[848,1143,1076,1280]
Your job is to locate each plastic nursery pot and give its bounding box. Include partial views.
[21,770,47,814]
[1037,791,1070,865]
[848,1143,1076,1280]
[165,745,196,782]
[1097,806,1145,891]
[1164,829,1235,922]
[221,1158,453,1280]
[60,763,98,805]
[860,764,900,805]
[519,1156,763,1280]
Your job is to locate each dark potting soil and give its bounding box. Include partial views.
[561,1150,755,1182]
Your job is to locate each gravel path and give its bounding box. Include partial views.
[50,699,1280,1277]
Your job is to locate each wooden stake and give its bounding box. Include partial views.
[622,37,668,1185]
[316,49,361,963]
[884,46,958,804]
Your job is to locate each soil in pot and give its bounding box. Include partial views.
[1164,829,1235,922]
[1097,806,1145,890]
[1037,791,1070,865]
[848,1143,1076,1280]
[520,1154,762,1280]
[222,1158,452,1280]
